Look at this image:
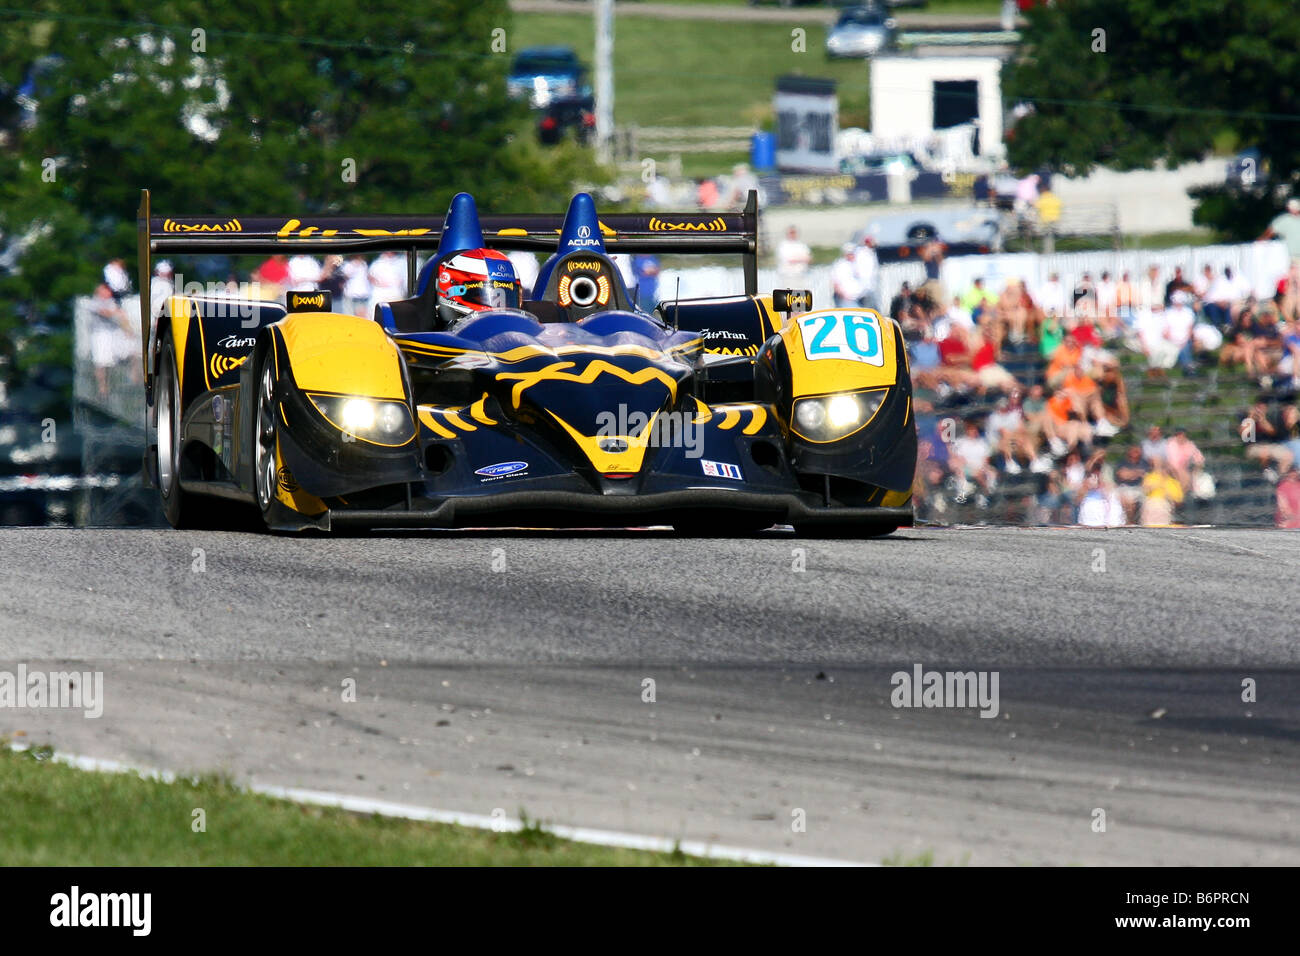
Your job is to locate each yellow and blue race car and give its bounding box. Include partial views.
[138,189,916,535]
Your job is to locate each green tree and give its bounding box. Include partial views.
[0,0,598,395]
[1002,0,1300,238]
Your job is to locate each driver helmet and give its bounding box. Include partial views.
[435,249,521,325]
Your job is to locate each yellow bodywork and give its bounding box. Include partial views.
[277,312,406,399]
[549,410,658,474]
[777,307,899,398]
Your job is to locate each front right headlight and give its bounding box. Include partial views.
[792,389,887,443]
[307,394,415,446]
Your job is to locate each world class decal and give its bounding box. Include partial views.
[797,312,885,367]
[474,461,529,481]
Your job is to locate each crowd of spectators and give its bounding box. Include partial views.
[903,254,1300,527]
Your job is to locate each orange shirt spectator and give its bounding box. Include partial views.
[1047,339,1083,385]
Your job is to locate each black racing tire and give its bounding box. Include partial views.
[154,333,194,529]
[253,346,280,528]
[154,331,262,532]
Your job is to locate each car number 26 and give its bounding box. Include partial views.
[797,311,885,367]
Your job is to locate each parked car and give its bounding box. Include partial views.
[825,5,898,59]
[506,47,588,109]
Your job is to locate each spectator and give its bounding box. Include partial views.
[254,254,290,296]
[725,163,758,208]
[1114,444,1149,523]
[934,295,975,343]
[507,250,541,299]
[88,283,133,398]
[775,226,812,284]
[960,278,997,316]
[853,235,880,310]
[1095,270,1120,338]
[950,418,998,503]
[1093,355,1130,432]
[1202,265,1237,330]
[1077,471,1124,527]
[1245,403,1299,478]
[831,245,864,308]
[970,325,1019,391]
[150,260,175,318]
[696,178,720,210]
[103,257,131,302]
[368,250,407,305]
[1140,458,1184,525]
[1141,424,1167,463]
[1276,466,1300,528]
[287,254,322,292]
[632,254,661,309]
[1163,427,1205,491]
[1115,270,1137,326]
[1037,272,1067,318]
[318,255,346,300]
[341,255,371,316]
[1164,265,1193,307]
[1258,197,1300,261]
[1073,272,1097,318]
[1165,291,1198,374]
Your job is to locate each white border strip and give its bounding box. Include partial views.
[8,744,871,867]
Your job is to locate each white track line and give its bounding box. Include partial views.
[7,744,870,867]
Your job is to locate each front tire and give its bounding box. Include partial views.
[155,334,192,528]
[253,348,280,526]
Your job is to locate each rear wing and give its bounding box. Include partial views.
[136,188,758,377]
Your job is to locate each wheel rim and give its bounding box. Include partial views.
[256,360,276,511]
[156,357,176,498]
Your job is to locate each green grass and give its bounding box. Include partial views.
[0,745,731,866]
[512,12,873,133]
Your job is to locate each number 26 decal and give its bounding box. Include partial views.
[798,312,884,366]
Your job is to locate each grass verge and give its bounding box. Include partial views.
[511,12,873,132]
[0,745,731,866]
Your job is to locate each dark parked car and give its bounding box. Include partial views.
[506,47,588,109]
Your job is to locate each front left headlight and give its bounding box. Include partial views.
[308,394,415,446]
[791,389,887,443]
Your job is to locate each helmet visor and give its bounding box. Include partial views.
[448,279,520,311]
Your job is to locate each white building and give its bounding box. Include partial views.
[869,56,1005,160]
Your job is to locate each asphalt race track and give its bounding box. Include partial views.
[1,526,1297,865]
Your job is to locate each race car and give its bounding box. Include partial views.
[137,188,916,535]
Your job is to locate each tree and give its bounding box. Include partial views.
[0,0,599,396]
[1002,0,1300,238]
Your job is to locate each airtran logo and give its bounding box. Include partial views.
[474,461,529,480]
[217,335,257,350]
[162,218,242,233]
[648,217,727,232]
[209,353,248,379]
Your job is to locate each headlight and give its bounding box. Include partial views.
[308,394,415,446]
[791,389,887,443]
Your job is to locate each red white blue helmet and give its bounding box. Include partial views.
[435,249,521,324]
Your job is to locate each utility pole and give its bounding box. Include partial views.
[594,0,614,164]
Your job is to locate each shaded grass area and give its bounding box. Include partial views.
[0,746,730,866]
